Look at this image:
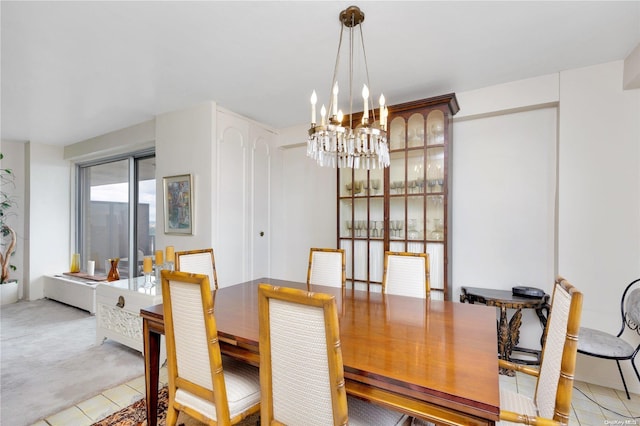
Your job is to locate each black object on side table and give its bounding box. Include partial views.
[460,286,550,376]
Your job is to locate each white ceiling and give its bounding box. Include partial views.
[2,1,639,146]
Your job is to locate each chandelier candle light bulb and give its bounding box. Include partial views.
[362,85,369,121]
[333,82,339,117]
[310,90,317,124]
[379,94,386,128]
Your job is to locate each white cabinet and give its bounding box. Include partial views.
[215,109,274,287]
[96,277,165,362]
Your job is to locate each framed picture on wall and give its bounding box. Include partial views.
[163,174,193,235]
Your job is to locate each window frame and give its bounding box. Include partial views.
[75,149,155,280]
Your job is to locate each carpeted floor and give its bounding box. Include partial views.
[92,386,260,426]
[0,298,146,426]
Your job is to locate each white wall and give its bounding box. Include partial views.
[270,124,337,282]
[558,61,640,392]
[452,106,558,350]
[155,102,216,254]
[26,143,69,300]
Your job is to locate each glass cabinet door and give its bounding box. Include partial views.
[337,94,459,299]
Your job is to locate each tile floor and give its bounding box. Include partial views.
[499,373,640,425]
[30,367,640,425]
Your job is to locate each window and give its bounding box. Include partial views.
[77,151,155,279]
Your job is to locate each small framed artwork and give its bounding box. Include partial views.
[163,174,193,235]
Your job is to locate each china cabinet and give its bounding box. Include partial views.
[337,94,459,300]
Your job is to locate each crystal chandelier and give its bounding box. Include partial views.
[307,5,389,169]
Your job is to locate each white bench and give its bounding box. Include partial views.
[43,275,98,314]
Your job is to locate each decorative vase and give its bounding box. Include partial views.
[107,258,120,282]
[70,253,80,273]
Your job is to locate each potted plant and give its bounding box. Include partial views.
[0,152,18,305]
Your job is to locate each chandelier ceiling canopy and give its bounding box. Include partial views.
[306,5,389,170]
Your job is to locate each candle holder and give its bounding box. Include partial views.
[143,272,153,288]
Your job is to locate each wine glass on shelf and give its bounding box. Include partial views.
[394,181,404,195]
[371,179,380,195]
[362,179,369,196]
[346,182,352,195]
[370,221,377,238]
[408,219,418,240]
[398,220,404,239]
[346,220,352,237]
[433,218,443,240]
[354,181,363,196]
[436,164,444,192]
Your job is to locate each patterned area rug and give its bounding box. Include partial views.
[91,387,259,426]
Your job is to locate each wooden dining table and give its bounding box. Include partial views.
[140,278,500,425]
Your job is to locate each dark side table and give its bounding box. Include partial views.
[460,286,550,376]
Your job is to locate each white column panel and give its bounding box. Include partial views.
[250,127,273,280]
[216,112,249,287]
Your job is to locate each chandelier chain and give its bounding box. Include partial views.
[328,24,345,118]
[358,24,375,123]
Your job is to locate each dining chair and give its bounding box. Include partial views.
[258,283,410,426]
[577,277,640,400]
[307,247,346,288]
[382,251,430,298]
[160,270,260,425]
[175,248,218,289]
[499,276,583,425]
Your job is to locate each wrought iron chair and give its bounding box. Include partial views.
[382,251,430,298]
[578,277,640,399]
[307,247,346,288]
[160,270,260,425]
[499,276,583,425]
[258,283,410,425]
[175,248,218,289]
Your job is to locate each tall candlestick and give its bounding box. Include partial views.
[321,104,326,126]
[332,82,339,117]
[143,256,153,273]
[165,246,174,263]
[155,249,163,266]
[362,85,369,120]
[379,94,385,126]
[310,90,317,124]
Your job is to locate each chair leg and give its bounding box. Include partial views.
[166,403,179,426]
[631,358,640,397]
[616,360,631,400]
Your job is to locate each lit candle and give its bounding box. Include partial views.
[143,256,152,274]
[166,245,175,263]
[332,82,339,117]
[310,90,317,124]
[379,94,385,127]
[362,85,369,120]
[321,104,326,126]
[155,249,163,266]
[337,109,344,124]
